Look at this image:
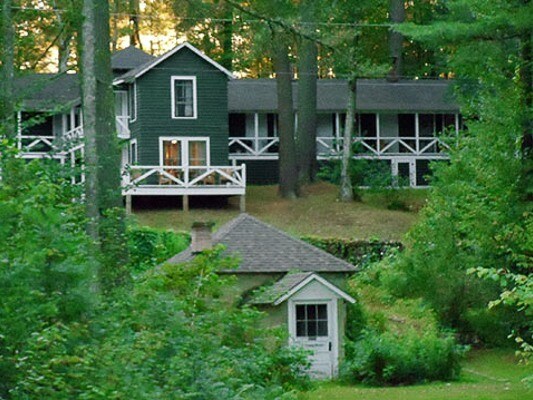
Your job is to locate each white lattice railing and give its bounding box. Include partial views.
[229,137,279,157]
[230,135,449,158]
[16,135,57,153]
[122,164,246,191]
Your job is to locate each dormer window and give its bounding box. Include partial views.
[171,76,197,119]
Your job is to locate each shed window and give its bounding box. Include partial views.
[171,76,197,119]
[296,304,328,337]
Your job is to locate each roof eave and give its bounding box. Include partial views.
[273,273,356,306]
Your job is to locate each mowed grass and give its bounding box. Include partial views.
[299,349,532,400]
[133,182,427,240]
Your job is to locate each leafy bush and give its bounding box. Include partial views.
[342,328,466,386]
[0,152,310,399]
[342,256,468,386]
[127,225,189,273]
[302,236,402,268]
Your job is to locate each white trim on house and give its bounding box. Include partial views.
[129,82,137,122]
[129,138,138,164]
[158,136,211,167]
[171,76,197,119]
[274,273,356,306]
[113,42,234,85]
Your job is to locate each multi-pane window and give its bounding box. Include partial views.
[163,139,182,166]
[296,304,328,338]
[188,140,207,166]
[161,138,209,167]
[172,76,196,118]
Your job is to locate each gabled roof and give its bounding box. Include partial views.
[228,78,459,112]
[114,42,234,84]
[250,272,356,305]
[111,46,155,70]
[166,214,357,273]
[14,73,80,110]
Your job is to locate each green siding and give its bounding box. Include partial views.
[132,47,229,166]
[240,160,279,184]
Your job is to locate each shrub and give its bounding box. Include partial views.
[341,328,466,386]
[302,236,402,268]
[127,226,189,273]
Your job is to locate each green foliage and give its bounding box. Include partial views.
[341,328,466,386]
[318,159,415,210]
[377,0,533,354]
[302,236,402,268]
[342,257,467,386]
[0,152,309,399]
[126,225,189,274]
[0,154,94,398]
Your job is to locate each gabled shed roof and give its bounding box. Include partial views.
[166,214,357,274]
[114,42,234,84]
[111,46,155,70]
[249,271,356,305]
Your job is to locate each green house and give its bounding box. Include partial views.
[14,42,461,203]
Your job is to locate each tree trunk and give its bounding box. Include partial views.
[0,0,15,139]
[111,0,120,52]
[220,1,233,70]
[129,0,142,48]
[297,0,318,184]
[340,79,356,202]
[273,30,299,199]
[519,29,532,154]
[387,0,405,81]
[82,0,129,292]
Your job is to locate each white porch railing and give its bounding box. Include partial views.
[230,136,451,159]
[16,135,58,154]
[122,164,246,196]
[229,137,279,158]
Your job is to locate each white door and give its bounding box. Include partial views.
[291,302,336,379]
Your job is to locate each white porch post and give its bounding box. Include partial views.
[415,113,420,155]
[376,114,381,155]
[16,111,22,149]
[125,195,132,214]
[254,112,259,154]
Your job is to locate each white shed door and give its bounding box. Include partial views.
[292,302,335,379]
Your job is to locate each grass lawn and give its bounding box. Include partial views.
[299,349,532,400]
[132,182,427,240]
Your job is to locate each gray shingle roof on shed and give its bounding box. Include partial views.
[166,214,357,273]
[111,46,155,70]
[228,78,459,112]
[249,272,314,304]
[14,73,80,110]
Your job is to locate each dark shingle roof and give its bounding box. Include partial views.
[14,73,80,110]
[166,214,357,273]
[228,78,459,112]
[249,272,314,304]
[111,46,155,70]
[114,42,234,84]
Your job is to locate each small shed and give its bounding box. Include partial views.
[167,214,358,378]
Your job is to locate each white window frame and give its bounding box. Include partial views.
[115,90,129,117]
[171,76,197,120]
[129,82,137,122]
[159,136,210,167]
[129,139,138,164]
